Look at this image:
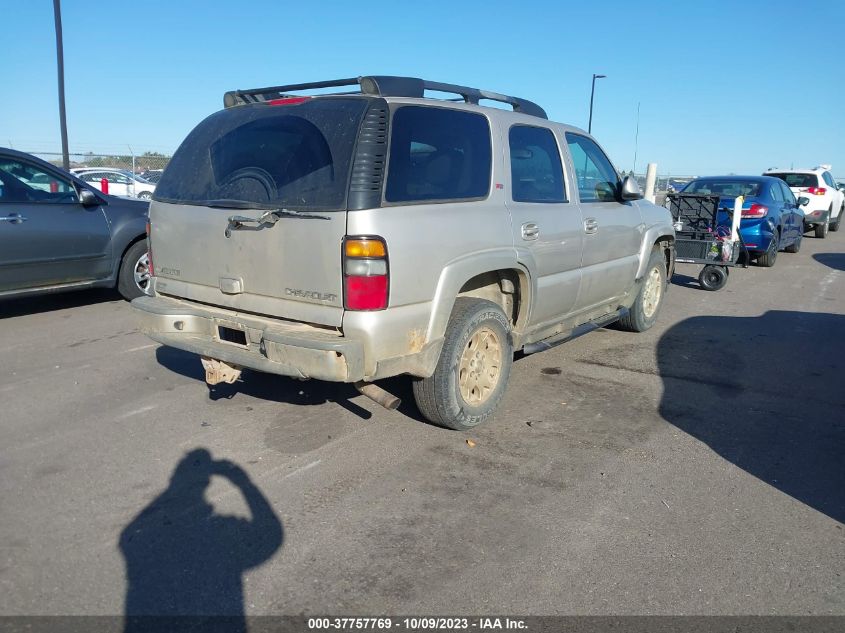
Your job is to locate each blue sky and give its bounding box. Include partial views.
[3,0,843,177]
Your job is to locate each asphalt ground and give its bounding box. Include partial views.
[1,231,843,618]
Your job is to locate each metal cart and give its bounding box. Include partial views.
[667,193,748,291]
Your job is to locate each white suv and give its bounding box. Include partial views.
[70,168,156,200]
[764,166,844,237]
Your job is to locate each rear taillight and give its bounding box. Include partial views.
[741,203,768,218]
[806,187,827,196]
[145,221,155,277]
[343,236,388,310]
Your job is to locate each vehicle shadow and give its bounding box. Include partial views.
[657,310,845,524]
[120,448,283,633]
[813,253,845,271]
[669,272,701,289]
[0,288,120,319]
[155,346,374,420]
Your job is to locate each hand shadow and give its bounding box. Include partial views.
[120,449,283,633]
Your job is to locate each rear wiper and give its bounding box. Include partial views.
[224,207,330,238]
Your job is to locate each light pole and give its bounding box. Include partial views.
[588,74,606,134]
[53,0,69,170]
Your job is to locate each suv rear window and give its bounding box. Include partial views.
[768,173,818,188]
[154,98,368,210]
[385,106,491,203]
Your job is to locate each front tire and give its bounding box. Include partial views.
[617,247,667,332]
[412,298,512,431]
[117,240,151,300]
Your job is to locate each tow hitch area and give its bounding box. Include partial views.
[201,357,242,385]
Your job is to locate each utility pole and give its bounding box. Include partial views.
[53,0,70,170]
[633,101,640,174]
[588,74,606,134]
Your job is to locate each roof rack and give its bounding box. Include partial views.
[223,75,547,119]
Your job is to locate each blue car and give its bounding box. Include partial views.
[680,176,806,267]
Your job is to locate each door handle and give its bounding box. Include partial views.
[521,222,540,240]
[584,218,599,234]
[0,213,28,224]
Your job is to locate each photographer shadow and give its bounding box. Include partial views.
[657,310,845,524]
[120,449,283,632]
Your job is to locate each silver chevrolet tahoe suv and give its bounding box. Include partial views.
[133,76,675,431]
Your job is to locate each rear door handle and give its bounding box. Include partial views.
[584,218,599,234]
[521,222,540,240]
[0,213,28,224]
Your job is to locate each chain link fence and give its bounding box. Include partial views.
[24,150,171,181]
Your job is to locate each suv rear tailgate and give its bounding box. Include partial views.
[150,201,346,326]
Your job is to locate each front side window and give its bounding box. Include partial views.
[385,106,491,203]
[0,158,78,204]
[565,133,619,203]
[509,125,566,203]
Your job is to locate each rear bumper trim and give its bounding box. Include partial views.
[131,295,364,382]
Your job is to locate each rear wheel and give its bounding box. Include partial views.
[412,298,512,431]
[699,265,728,291]
[756,231,779,268]
[117,240,150,300]
[831,205,843,232]
[815,214,829,238]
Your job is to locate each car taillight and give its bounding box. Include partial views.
[741,203,768,218]
[806,187,827,196]
[146,221,155,276]
[343,236,388,310]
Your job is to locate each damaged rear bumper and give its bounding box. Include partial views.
[131,295,364,382]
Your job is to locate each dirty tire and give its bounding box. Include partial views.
[756,231,779,268]
[412,298,512,431]
[699,264,728,291]
[785,232,802,253]
[616,247,666,332]
[117,240,150,301]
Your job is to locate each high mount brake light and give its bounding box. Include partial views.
[343,237,388,311]
[266,97,312,106]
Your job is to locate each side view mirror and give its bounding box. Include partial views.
[79,189,100,207]
[797,196,810,207]
[620,175,643,201]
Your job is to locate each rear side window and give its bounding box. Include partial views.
[780,182,796,204]
[769,182,783,201]
[155,98,368,210]
[385,106,491,203]
[565,133,619,203]
[768,173,818,188]
[509,125,566,203]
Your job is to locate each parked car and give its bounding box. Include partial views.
[679,176,807,266]
[71,168,157,200]
[140,169,164,184]
[132,75,675,430]
[0,148,150,300]
[764,166,844,237]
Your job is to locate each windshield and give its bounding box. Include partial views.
[767,173,818,188]
[154,98,368,210]
[683,180,761,197]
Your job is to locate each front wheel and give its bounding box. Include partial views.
[412,298,513,431]
[616,247,666,332]
[699,265,729,291]
[117,240,151,300]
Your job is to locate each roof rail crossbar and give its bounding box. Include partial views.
[224,75,547,119]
